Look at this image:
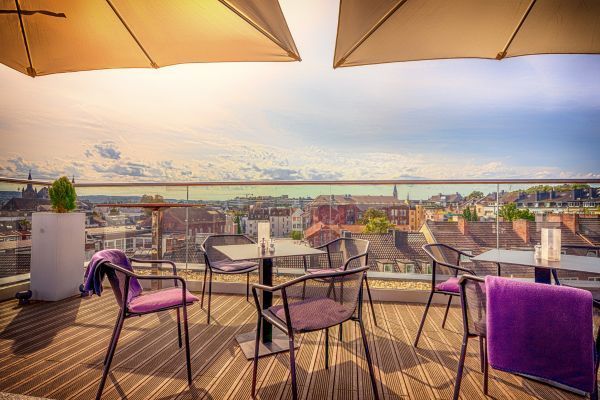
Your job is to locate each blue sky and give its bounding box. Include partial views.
[0,0,599,184]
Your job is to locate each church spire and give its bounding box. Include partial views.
[28,169,32,180]
[392,184,398,199]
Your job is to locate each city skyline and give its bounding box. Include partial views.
[1,0,599,183]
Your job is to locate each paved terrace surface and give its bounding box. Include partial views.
[0,293,585,400]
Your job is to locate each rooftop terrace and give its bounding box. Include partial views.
[0,292,585,400]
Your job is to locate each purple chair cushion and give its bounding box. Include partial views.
[436,277,460,293]
[486,276,595,393]
[211,260,258,272]
[270,298,350,332]
[306,266,345,275]
[128,287,199,314]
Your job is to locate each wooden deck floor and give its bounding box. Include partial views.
[0,292,585,400]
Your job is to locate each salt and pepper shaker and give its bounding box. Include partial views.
[260,238,266,255]
[269,238,276,254]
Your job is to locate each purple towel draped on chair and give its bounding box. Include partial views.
[83,249,142,302]
[485,275,595,393]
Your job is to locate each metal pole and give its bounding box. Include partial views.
[185,186,189,272]
[496,184,500,249]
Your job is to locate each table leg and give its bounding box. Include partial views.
[534,267,552,284]
[236,256,300,359]
[261,257,273,343]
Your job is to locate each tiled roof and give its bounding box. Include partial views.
[350,231,428,271]
[425,220,593,277]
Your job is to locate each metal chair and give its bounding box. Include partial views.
[453,275,488,400]
[307,238,378,328]
[414,243,475,347]
[200,234,259,324]
[250,266,379,400]
[454,275,600,400]
[96,258,198,400]
[553,244,600,292]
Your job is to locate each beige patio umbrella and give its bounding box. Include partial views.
[0,0,300,77]
[334,0,600,68]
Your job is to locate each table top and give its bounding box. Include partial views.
[214,241,325,261]
[472,249,600,275]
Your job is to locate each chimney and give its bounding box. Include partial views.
[341,230,352,238]
[513,219,530,244]
[392,229,408,248]
[458,217,468,235]
[561,214,578,234]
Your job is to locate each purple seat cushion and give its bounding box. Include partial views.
[269,298,350,332]
[128,288,199,313]
[211,260,258,272]
[436,277,460,293]
[306,266,344,275]
[486,276,595,393]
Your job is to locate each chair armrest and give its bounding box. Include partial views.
[130,258,177,275]
[458,274,485,285]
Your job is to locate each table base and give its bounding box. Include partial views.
[236,328,301,360]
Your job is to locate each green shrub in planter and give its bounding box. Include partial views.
[49,176,77,213]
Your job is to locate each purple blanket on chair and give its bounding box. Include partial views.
[485,275,595,393]
[83,249,142,302]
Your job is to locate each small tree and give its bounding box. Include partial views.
[364,217,394,234]
[462,207,472,221]
[359,208,386,224]
[233,214,243,234]
[290,230,303,240]
[140,194,165,216]
[466,191,484,201]
[48,176,77,213]
[472,207,479,221]
[499,203,534,221]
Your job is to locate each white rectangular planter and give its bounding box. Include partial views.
[30,212,85,301]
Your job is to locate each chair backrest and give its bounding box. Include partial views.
[100,261,133,309]
[422,243,466,277]
[202,234,255,264]
[325,238,369,270]
[283,266,368,331]
[459,275,487,338]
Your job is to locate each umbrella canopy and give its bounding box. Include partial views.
[334,0,600,68]
[0,0,300,77]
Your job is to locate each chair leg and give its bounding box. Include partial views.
[339,322,343,341]
[207,270,213,324]
[251,316,262,399]
[176,308,182,348]
[181,304,192,386]
[483,337,489,396]
[201,266,208,308]
[414,291,434,347]
[359,319,379,400]
[325,327,329,370]
[97,313,124,400]
[364,276,378,326]
[103,312,121,366]
[453,336,469,400]
[442,295,452,329]
[246,272,250,302]
[289,334,299,400]
[479,337,485,372]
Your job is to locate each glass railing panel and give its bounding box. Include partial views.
[0,181,49,280]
